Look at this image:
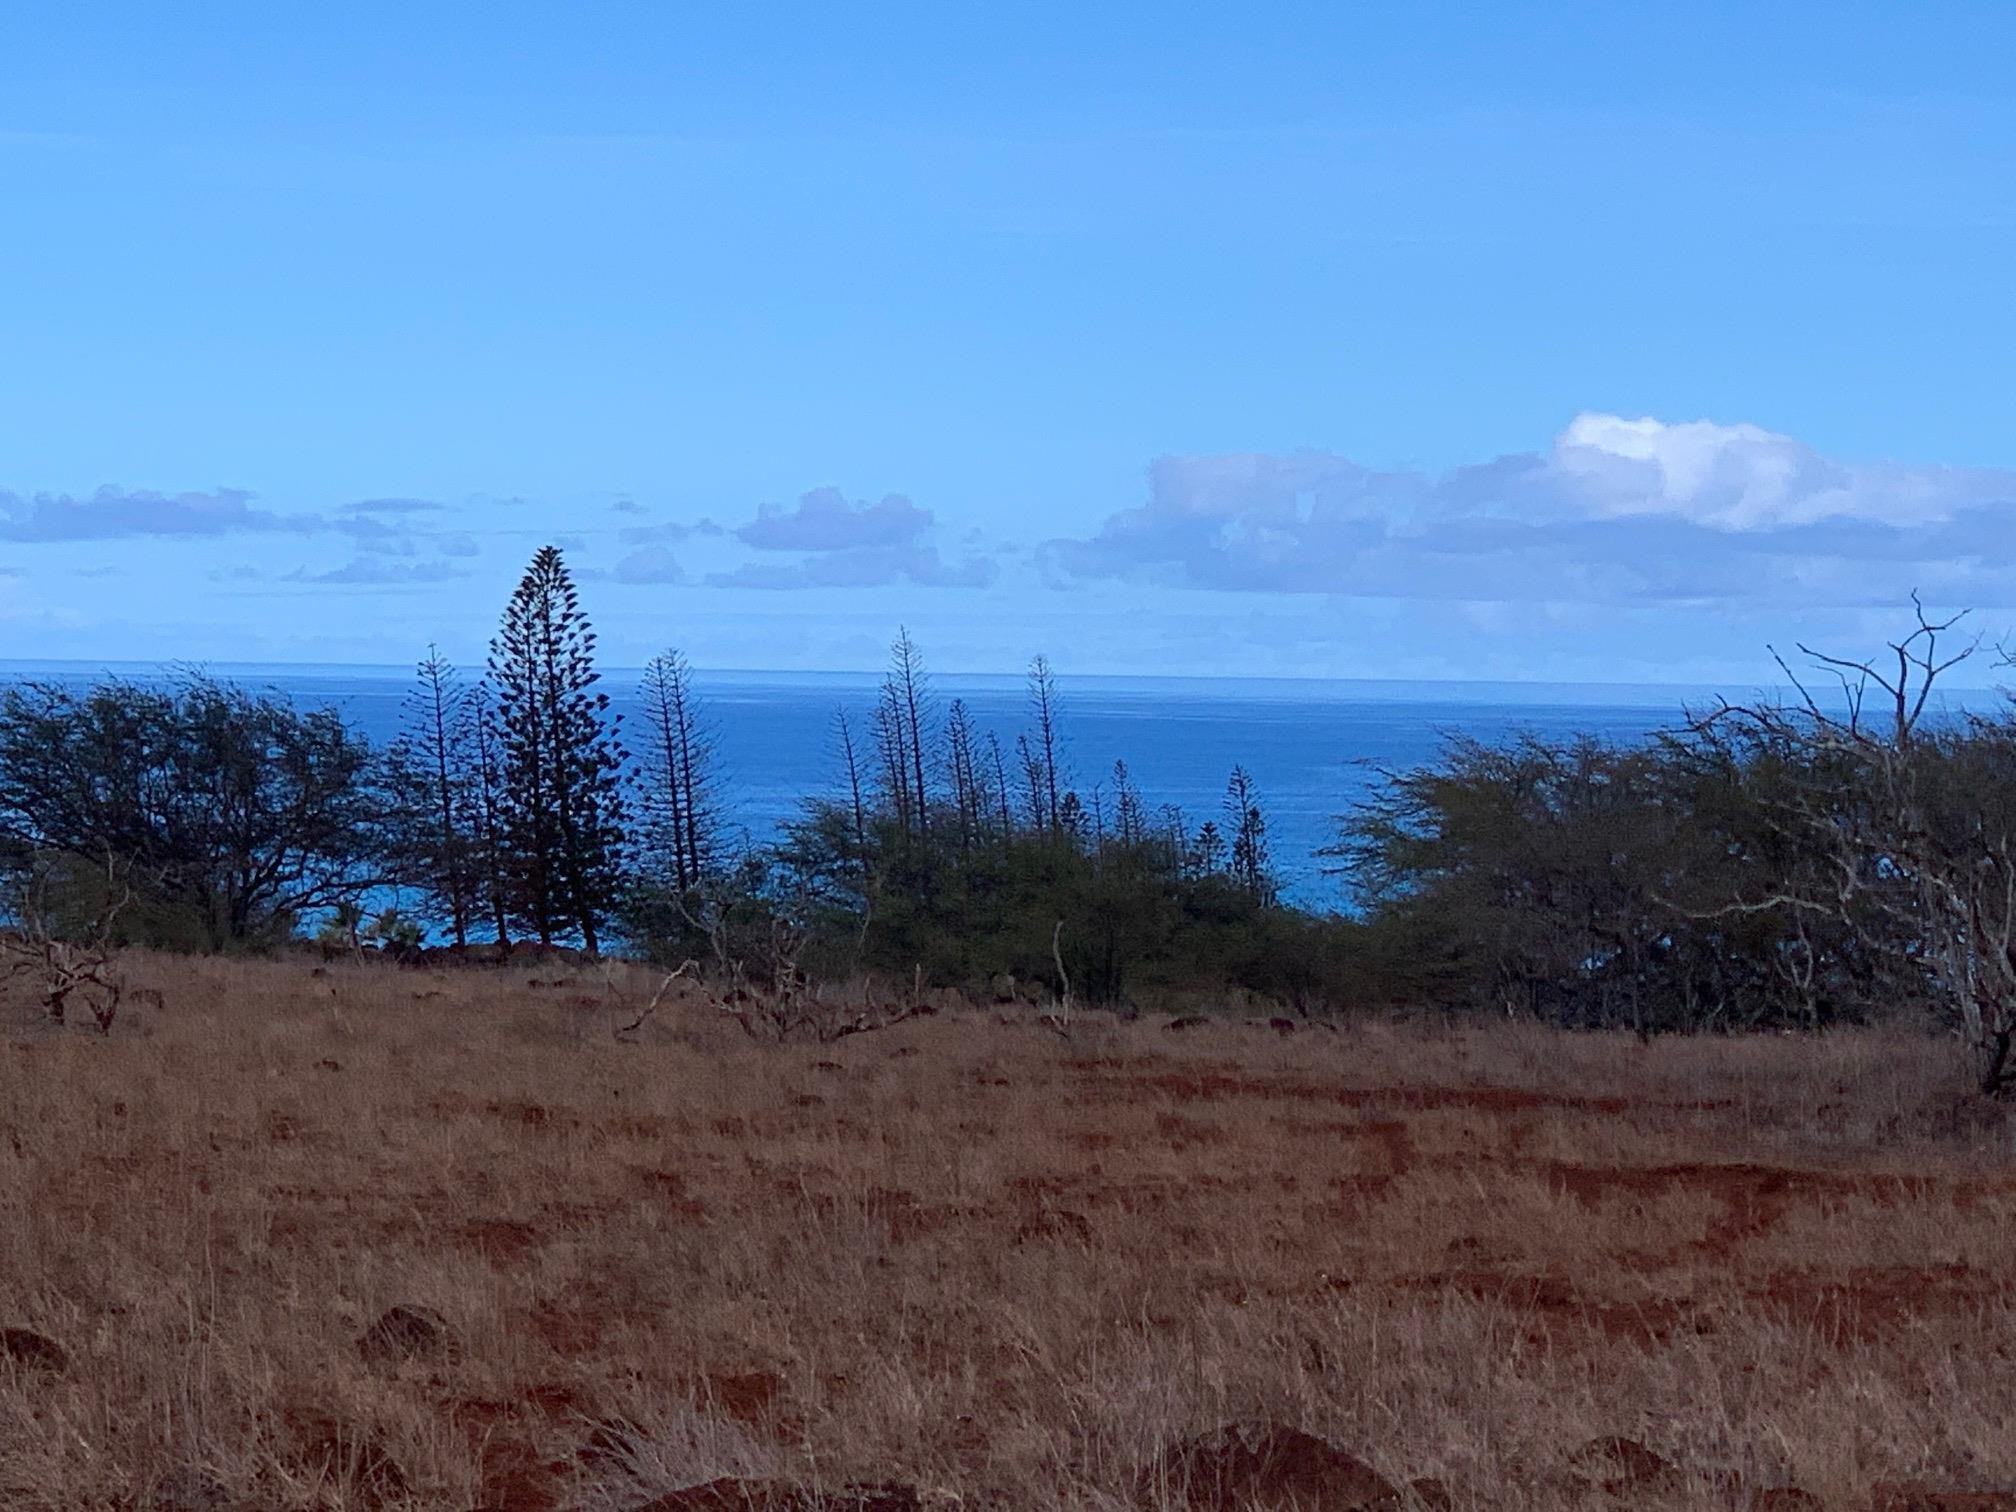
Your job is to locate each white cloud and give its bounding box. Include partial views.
[708,543,998,590]
[606,546,685,584]
[736,487,934,551]
[1042,415,2016,606]
[283,559,470,586]
[1553,413,2016,529]
[337,497,446,517]
[0,486,312,542]
[620,519,722,546]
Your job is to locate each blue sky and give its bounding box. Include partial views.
[2,2,2014,681]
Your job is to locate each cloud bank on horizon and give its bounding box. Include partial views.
[3,413,2013,680]
[1042,413,2016,608]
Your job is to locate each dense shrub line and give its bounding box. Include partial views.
[5,559,2014,1082]
[0,549,1304,1012]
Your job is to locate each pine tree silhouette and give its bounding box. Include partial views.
[488,546,627,953]
[637,648,717,892]
[390,645,472,946]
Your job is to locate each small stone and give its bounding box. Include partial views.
[1013,1208,1092,1245]
[1749,1490,1827,1512]
[0,1327,67,1373]
[357,1303,457,1365]
[1148,1421,1401,1510]
[1566,1435,1678,1495]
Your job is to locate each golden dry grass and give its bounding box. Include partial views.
[3,954,2015,1511]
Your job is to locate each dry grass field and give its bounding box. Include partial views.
[3,955,2015,1511]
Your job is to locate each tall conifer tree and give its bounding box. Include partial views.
[1223,764,1273,905]
[388,645,473,946]
[888,629,934,836]
[1027,654,1065,836]
[460,677,514,947]
[488,546,627,953]
[636,648,717,891]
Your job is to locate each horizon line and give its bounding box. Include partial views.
[0,655,2009,701]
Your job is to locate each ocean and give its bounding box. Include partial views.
[0,661,1730,908]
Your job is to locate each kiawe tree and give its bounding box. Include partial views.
[0,675,381,951]
[488,546,627,954]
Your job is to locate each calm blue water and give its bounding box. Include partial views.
[0,660,1726,908]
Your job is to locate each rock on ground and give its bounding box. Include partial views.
[1146,1421,1402,1511]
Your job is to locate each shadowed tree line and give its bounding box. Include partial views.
[1336,600,2016,1090]
[0,548,1300,1010]
[6,559,2016,1085]
[645,638,1303,1014]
